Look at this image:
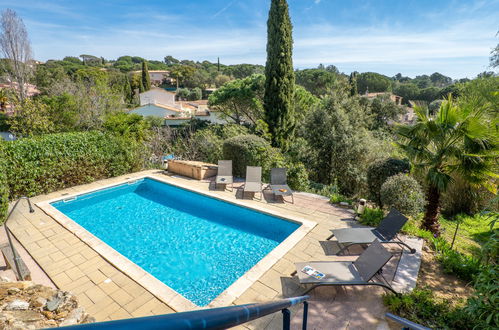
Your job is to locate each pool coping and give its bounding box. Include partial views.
[36,173,316,312]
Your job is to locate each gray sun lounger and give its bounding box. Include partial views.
[215,160,233,191]
[327,208,415,255]
[241,166,262,200]
[294,239,396,294]
[268,168,294,203]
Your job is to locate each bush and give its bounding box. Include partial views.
[0,141,8,224]
[380,174,425,217]
[329,193,352,205]
[304,181,339,197]
[367,158,410,207]
[222,134,284,180]
[359,207,384,226]
[431,237,482,282]
[465,265,499,328]
[383,289,471,329]
[284,160,309,191]
[441,175,495,217]
[2,131,144,205]
[187,87,202,101]
[103,112,151,142]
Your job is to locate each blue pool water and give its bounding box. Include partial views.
[51,178,299,306]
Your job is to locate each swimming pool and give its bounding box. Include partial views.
[50,177,300,306]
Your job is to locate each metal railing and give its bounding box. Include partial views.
[385,313,431,330]
[3,196,34,280]
[62,295,310,330]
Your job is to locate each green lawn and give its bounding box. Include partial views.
[439,213,498,257]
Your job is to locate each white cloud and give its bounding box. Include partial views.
[24,2,498,78]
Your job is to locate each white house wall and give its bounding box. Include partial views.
[139,89,176,106]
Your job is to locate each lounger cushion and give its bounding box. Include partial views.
[270,184,293,196]
[294,261,362,284]
[331,228,384,244]
[216,175,233,184]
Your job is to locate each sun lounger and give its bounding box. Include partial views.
[268,168,294,203]
[327,208,415,255]
[294,239,396,294]
[215,160,233,191]
[241,166,262,200]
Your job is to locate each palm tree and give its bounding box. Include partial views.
[396,96,497,235]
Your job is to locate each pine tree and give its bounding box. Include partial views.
[263,0,295,150]
[141,61,151,91]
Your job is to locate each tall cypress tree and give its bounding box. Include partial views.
[349,71,358,96]
[142,61,151,91]
[263,0,295,150]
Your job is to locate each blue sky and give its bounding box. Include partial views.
[1,0,498,78]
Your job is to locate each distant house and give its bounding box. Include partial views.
[364,92,403,105]
[133,70,173,86]
[139,88,176,107]
[130,89,226,125]
[0,82,40,115]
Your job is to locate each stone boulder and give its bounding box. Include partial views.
[0,278,94,328]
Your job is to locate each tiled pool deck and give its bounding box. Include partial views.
[5,170,409,328]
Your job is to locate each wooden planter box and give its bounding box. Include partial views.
[167,160,217,180]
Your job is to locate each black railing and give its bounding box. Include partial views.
[3,196,34,280]
[62,295,310,330]
[385,313,431,330]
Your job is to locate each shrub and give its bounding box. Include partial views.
[359,207,384,226]
[2,131,144,204]
[380,174,425,217]
[465,265,499,328]
[329,193,352,205]
[304,181,339,197]
[383,289,471,329]
[441,175,495,217]
[284,160,309,191]
[103,112,151,142]
[0,141,8,224]
[431,237,482,282]
[367,158,410,207]
[222,134,284,180]
[187,87,202,101]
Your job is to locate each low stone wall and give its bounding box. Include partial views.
[167,160,217,180]
[0,278,94,329]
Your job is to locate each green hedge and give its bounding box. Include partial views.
[0,140,8,223]
[0,131,144,222]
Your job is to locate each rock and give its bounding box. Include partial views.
[82,315,96,324]
[0,281,94,327]
[31,297,47,309]
[55,310,68,319]
[60,317,78,326]
[7,287,21,295]
[9,310,44,322]
[339,201,350,206]
[0,276,12,283]
[41,311,54,319]
[5,299,30,310]
[46,292,63,311]
[67,307,84,322]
